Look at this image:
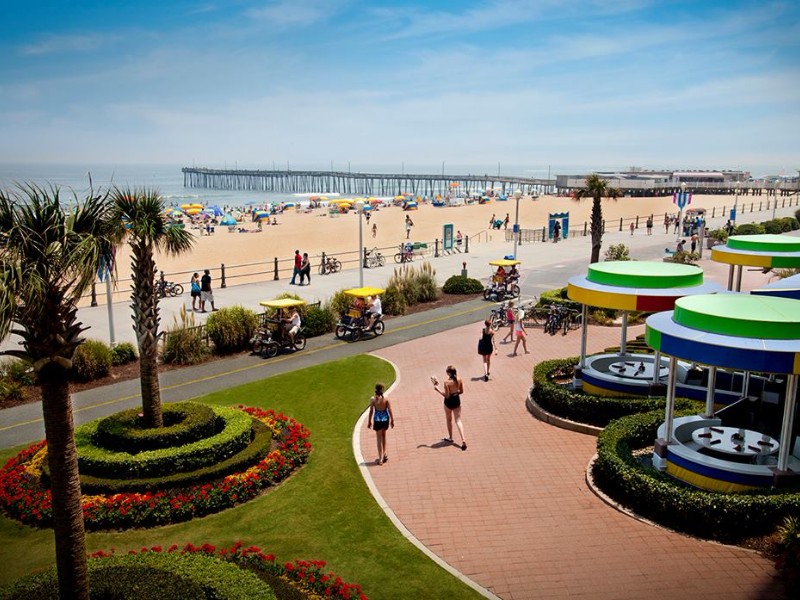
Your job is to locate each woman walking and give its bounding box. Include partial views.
[299,252,311,285]
[501,300,515,343]
[190,272,201,311]
[477,318,497,381]
[367,383,394,464]
[433,366,467,450]
[512,306,529,356]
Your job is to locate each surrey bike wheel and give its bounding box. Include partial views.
[293,334,307,351]
[509,284,520,298]
[265,342,279,358]
[372,320,385,336]
[335,325,347,339]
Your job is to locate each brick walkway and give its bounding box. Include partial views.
[360,321,786,600]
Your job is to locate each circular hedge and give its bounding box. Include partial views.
[442,274,483,294]
[592,408,800,543]
[0,407,311,530]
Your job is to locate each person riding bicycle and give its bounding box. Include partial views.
[366,295,382,330]
[402,242,414,262]
[283,306,302,345]
[506,265,519,285]
[493,265,506,283]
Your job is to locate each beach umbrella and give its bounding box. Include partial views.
[180,203,193,210]
[209,205,224,216]
[361,204,372,211]
[319,196,328,201]
[166,208,184,218]
[394,195,405,201]
[185,208,201,215]
[190,203,204,209]
[449,182,460,188]
[220,214,237,226]
[231,209,242,219]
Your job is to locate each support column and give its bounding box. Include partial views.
[652,350,661,383]
[735,265,743,292]
[578,304,588,369]
[727,265,734,291]
[776,374,798,473]
[619,310,628,356]
[704,366,717,417]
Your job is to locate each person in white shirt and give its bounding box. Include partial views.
[284,307,301,344]
[366,295,382,329]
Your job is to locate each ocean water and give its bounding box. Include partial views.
[0,162,578,209]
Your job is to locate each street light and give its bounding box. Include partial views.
[512,189,523,259]
[676,182,687,242]
[355,199,365,287]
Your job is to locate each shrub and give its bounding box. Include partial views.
[707,227,728,243]
[776,515,800,589]
[303,303,336,337]
[781,216,799,231]
[764,219,788,234]
[414,261,439,302]
[92,402,217,452]
[381,284,407,315]
[110,342,137,366]
[0,379,24,404]
[734,222,765,235]
[604,243,631,261]
[328,289,352,317]
[161,307,210,365]
[74,406,253,479]
[206,305,259,354]
[442,274,483,294]
[531,357,676,426]
[0,550,276,600]
[667,250,699,264]
[0,358,35,386]
[537,287,581,311]
[592,409,800,543]
[795,207,800,223]
[71,339,113,381]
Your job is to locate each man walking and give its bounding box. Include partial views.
[290,249,302,285]
[200,269,217,312]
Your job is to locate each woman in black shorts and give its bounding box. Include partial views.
[367,383,394,464]
[477,318,497,381]
[432,365,467,450]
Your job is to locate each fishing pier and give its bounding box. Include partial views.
[182,167,552,197]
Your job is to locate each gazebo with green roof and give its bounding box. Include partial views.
[711,234,800,291]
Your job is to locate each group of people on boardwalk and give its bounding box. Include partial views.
[290,249,312,285]
[190,269,217,312]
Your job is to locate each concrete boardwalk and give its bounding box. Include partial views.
[361,322,787,600]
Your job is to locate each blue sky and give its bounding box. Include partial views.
[1,0,798,176]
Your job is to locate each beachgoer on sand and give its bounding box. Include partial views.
[489,214,495,229]
[372,223,377,238]
[503,214,510,229]
[405,215,414,239]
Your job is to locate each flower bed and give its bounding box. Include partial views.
[0,407,311,530]
[85,542,368,600]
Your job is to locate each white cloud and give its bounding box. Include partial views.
[18,33,118,57]
[245,0,343,27]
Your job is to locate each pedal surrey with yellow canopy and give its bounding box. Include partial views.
[250,298,307,357]
[484,259,521,301]
[335,287,386,341]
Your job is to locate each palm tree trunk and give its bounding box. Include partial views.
[40,366,89,600]
[590,196,603,263]
[132,248,163,428]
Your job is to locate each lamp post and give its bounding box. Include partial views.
[512,189,523,259]
[676,182,687,242]
[732,181,739,223]
[355,199,365,287]
[772,180,780,220]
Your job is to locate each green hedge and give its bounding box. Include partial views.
[79,420,273,494]
[92,402,218,452]
[442,274,483,294]
[111,342,138,366]
[74,406,253,479]
[592,409,800,542]
[0,551,275,600]
[71,339,113,381]
[303,304,336,337]
[532,357,672,426]
[206,306,260,354]
[538,287,581,311]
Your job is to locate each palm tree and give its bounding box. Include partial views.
[109,188,194,428]
[0,184,117,600]
[572,174,622,263]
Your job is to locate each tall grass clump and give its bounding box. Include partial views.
[206,306,259,354]
[71,340,113,381]
[161,307,211,365]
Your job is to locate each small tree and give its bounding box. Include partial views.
[572,174,622,263]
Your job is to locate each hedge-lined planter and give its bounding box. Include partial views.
[0,407,311,530]
[0,550,275,600]
[531,357,669,427]
[592,409,800,542]
[92,402,218,452]
[75,406,252,479]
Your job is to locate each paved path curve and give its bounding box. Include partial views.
[361,322,787,600]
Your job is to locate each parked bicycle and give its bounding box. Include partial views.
[318,255,342,275]
[156,280,184,298]
[394,242,414,264]
[541,304,582,336]
[489,300,513,331]
[364,247,385,268]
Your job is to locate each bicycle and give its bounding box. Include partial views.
[364,247,385,268]
[318,255,342,275]
[156,280,184,298]
[489,300,512,331]
[394,244,414,263]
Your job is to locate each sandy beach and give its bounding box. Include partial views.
[111,192,767,286]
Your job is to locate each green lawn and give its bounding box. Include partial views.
[0,355,482,599]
